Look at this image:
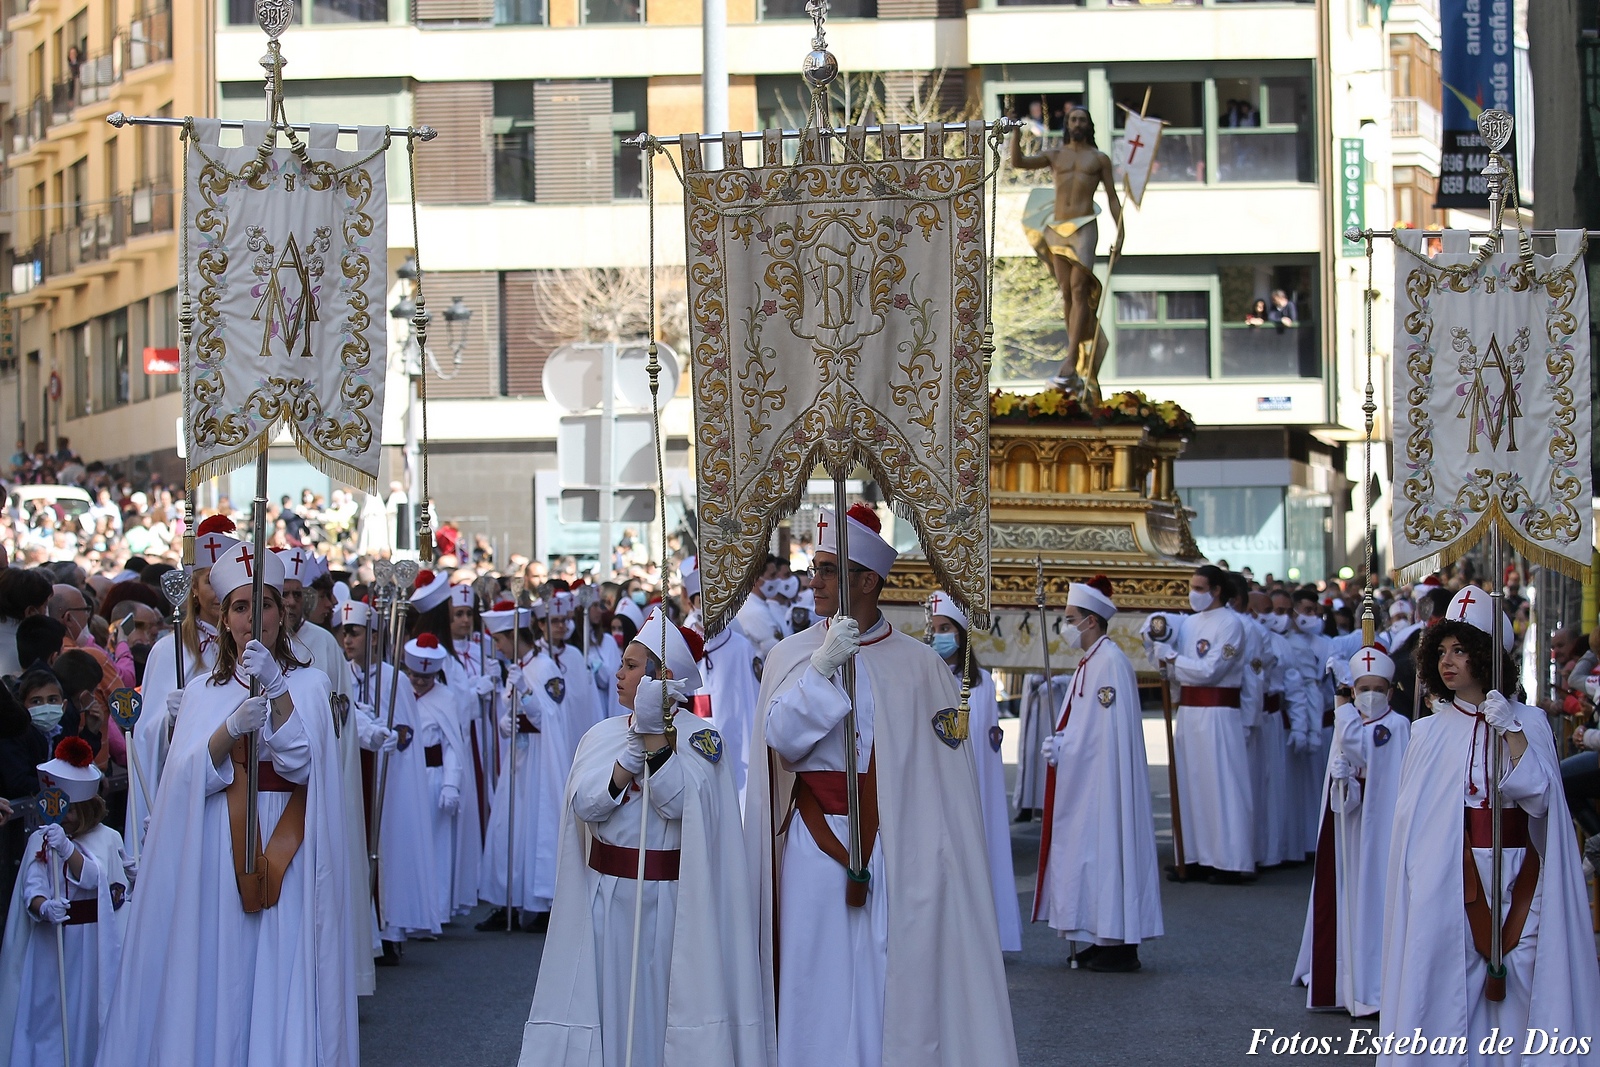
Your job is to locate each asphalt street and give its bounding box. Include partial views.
[359,714,1377,1066]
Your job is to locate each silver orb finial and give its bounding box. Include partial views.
[803,49,838,89]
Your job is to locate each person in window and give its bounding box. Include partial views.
[1267,289,1297,330]
[1244,299,1268,327]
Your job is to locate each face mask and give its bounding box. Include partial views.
[1294,613,1324,635]
[761,580,783,599]
[1188,590,1214,613]
[630,591,648,607]
[778,576,800,599]
[29,703,64,730]
[1261,613,1290,635]
[1073,617,1098,649]
[1353,690,1388,717]
[930,632,959,659]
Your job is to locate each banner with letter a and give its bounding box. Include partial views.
[1391,228,1591,576]
[183,118,389,491]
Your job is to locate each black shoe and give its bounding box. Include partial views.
[1014,809,1035,824]
[1072,944,1104,966]
[524,911,551,933]
[475,907,511,932]
[1165,863,1206,883]
[1085,945,1141,973]
[1207,869,1247,885]
[377,940,402,966]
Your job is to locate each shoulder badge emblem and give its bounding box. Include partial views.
[109,688,141,732]
[752,656,764,682]
[1373,723,1391,747]
[988,724,1004,752]
[689,728,723,764]
[1098,686,1116,708]
[1195,639,1211,657]
[394,723,414,752]
[1222,644,1240,659]
[931,708,962,749]
[1250,657,1263,674]
[544,677,566,705]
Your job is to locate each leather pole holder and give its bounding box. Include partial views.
[786,750,879,908]
[227,737,309,913]
[1463,836,1540,1004]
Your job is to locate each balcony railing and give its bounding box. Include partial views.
[13,187,174,290]
[122,7,173,71]
[1392,97,1441,144]
[7,96,49,155]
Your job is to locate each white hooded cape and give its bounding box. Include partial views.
[745,621,1018,1067]
[1379,699,1600,1065]
[519,714,767,1066]
[97,666,357,1067]
[965,667,1022,952]
[127,627,214,852]
[699,627,762,810]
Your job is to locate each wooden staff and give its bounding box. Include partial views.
[503,577,526,932]
[369,560,416,930]
[1151,614,1187,882]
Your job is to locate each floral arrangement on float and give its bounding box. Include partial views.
[989,387,1195,438]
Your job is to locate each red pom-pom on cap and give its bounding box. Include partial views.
[846,502,881,534]
[1087,574,1114,598]
[492,599,515,612]
[416,633,440,649]
[678,625,705,663]
[54,737,94,768]
[414,570,435,590]
[196,515,236,537]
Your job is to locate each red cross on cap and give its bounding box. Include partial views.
[1456,589,1476,619]
[200,535,225,564]
[1360,649,1377,670]
[289,551,304,577]
[238,545,255,578]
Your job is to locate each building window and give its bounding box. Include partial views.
[1112,290,1209,378]
[100,309,129,410]
[493,82,537,203]
[495,0,544,23]
[612,79,647,200]
[1179,485,1287,578]
[71,324,90,418]
[1111,81,1204,182]
[761,0,873,18]
[584,0,642,22]
[1214,75,1312,183]
[1218,263,1316,377]
[228,0,386,27]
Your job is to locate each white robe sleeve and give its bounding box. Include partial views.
[1170,621,1240,686]
[440,716,465,794]
[205,748,235,794]
[261,708,312,786]
[765,666,852,763]
[1283,659,1315,738]
[1499,739,1551,818]
[1330,775,1363,814]
[573,760,629,823]
[643,753,687,821]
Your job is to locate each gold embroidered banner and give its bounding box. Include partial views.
[1392,228,1592,576]
[680,123,993,635]
[183,118,389,491]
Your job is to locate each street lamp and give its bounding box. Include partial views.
[389,261,473,554]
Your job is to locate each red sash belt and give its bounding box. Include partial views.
[795,770,854,815]
[257,760,297,793]
[1464,806,1531,850]
[1178,686,1241,708]
[1322,710,1335,729]
[1263,694,1282,712]
[64,898,97,925]
[517,714,539,734]
[424,744,444,767]
[587,838,681,881]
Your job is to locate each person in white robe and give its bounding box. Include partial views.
[520,609,766,1067]
[1379,586,1600,1066]
[1148,565,1254,881]
[1279,587,1332,859]
[336,600,431,966]
[681,558,761,809]
[927,591,1022,953]
[746,503,1017,1067]
[544,592,606,751]
[1014,672,1070,821]
[1225,578,1268,873]
[0,743,126,1067]
[1293,645,1409,1016]
[401,635,470,928]
[448,582,499,836]
[1250,593,1301,869]
[128,514,236,852]
[477,602,570,932]
[735,558,787,656]
[1035,578,1162,972]
[97,542,357,1067]
[277,544,375,996]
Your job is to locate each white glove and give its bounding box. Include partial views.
[472,674,497,698]
[226,695,271,739]
[42,823,73,860]
[633,678,687,735]
[617,728,648,776]
[1043,735,1061,768]
[164,689,183,722]
[811,617,860,677]
[1583,727,1600,753]
[498,712,515,738]
[508,665,533,696]
[1288,730,1310,755]
[239,640,289,700]
[1326,654,1352,687]
[378,727,399,753]
[438,785,461,815]
[1328,753,1354,780]
[35,898,69,924]
[1151,641,1177,664]
[118,849,138,888]
[1307,726,1325,751]
[1482,689,1521,734]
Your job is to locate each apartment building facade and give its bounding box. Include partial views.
[0,0,1444,575]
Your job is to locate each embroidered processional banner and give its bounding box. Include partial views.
[183,118,389,491]
[680,122,994,636]
[1392,228,1592,576]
